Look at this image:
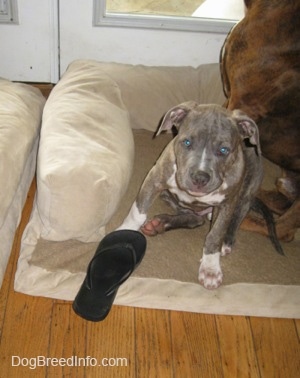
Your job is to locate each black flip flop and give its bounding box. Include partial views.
[72,230,147,322]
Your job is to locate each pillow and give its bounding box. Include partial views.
[92,62,225,132]
[92,62,202,132]
[36,60,134,242]
[197,63,226,105]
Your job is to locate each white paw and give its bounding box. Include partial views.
[221,243,232,256]
[198,252,223,289]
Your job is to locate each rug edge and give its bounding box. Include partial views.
[14,264,300,319]
[115,277,300,319]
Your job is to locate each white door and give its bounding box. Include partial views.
[0,0,59,82]
[59,0,239,76]
[0,0,242,83]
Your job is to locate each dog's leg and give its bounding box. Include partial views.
[242,172,300,241]
[117,166,165,231]
[221,200,252,255]
[276,170,299,202]
[117,201,147,231]
[241,198,300,242]
[255,170,299,215]
[256,189,292,215]
[198,219,226,289]
[141,189,208,236]
[198,201,243,289]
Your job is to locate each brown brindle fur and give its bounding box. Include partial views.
[221,0,300,241]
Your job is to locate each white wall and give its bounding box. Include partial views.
[0,0,58,82]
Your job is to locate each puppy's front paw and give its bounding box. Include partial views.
[140,217,166,236]
[198,252,223,289]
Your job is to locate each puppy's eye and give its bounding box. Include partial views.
[218,146,230,156]
[183,139,192,148]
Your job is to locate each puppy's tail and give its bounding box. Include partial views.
[251,197,285,255]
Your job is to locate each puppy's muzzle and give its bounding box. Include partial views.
[190,169,210,189]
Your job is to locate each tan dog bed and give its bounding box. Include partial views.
[15,60,300,318]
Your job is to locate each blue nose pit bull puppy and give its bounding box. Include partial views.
[117,102,263,289]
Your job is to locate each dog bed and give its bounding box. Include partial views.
[14,60,300,318]
[0,78,45,287]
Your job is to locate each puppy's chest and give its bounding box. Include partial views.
[166,171,226,208]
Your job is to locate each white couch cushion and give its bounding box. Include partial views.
[36,60,134,242]
[0,78,45,286]
[0,79,44,227]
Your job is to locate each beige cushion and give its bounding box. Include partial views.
[91,61,225,132]
[36,60,134,242]
[0,79,45,227]
[197,63,226,105]
[0,78,45,286]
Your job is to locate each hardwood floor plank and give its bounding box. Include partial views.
[250,317,300,378]
[0,227,20,337]
[47,302,87,377]
[0,179,53,377]
[135,308,173,377]
[0,180,36,337]
[0,293,53,377]
[85,305,135,377]
[215,315,260,378]
[295,319,300,340]
[31,83,54,99]
[171,311,223,378]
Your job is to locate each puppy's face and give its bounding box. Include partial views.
[173,107,242,196]
[157,103,261,198]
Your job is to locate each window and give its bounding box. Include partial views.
[94,0,244,33]
[0,0,18,24]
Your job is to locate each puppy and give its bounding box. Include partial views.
[118,103,263,289]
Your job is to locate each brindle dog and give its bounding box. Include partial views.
[220,0,300,241]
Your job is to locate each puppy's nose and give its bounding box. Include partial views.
[190,170,210,187]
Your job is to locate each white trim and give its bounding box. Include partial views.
[93,0,237,34]
[49,0,60,83]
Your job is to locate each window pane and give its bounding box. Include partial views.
[106,0,244,21]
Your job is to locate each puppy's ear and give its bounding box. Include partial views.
[155,101,198,137]
[233,109,262,155]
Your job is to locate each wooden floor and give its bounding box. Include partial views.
[0,86,299,377]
